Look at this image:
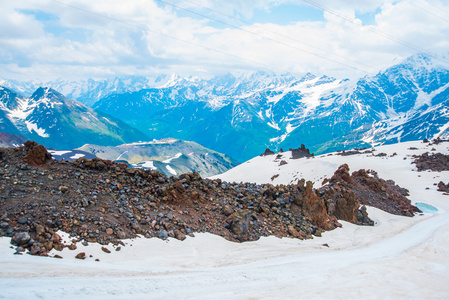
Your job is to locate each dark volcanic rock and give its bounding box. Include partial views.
[437,181,449,193]
[412,152,449,172]
[0,142,419,257]
[260,148,275,156]
[290,144,314,159]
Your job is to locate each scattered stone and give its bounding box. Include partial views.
[157,230,168,240]
[58,186,69,193]
[230,210,251,241]
[11,232,31,246]
[101,247,111,254]
[17,217,27,224]
[81,198,89,207]
[287,225,300,238]
[0,222,9,229]
[174,230,186,241]
[35,224,45,236]
[75,252,86,260]
[223,205,234,216]
[437,181,449,193]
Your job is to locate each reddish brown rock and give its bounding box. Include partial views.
[174,230,186,241]
[23,141,52,166]
[320,164,419,218]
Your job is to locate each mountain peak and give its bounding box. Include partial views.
[30,87,65,101]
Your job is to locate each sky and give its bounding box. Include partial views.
[1,0,449,81]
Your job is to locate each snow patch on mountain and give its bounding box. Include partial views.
[166,165,177,175]
[434,121,449,139]
[162,152,182,163]
[24,120,49,138]
[135,161,157,170]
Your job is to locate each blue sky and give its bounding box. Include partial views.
[1,0,449,80]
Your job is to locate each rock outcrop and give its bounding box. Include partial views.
[23,141,52,166]
[290,144,314,159]
[321,164,420,217]
[413,152,449,172]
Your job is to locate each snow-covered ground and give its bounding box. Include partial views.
[1,141,448,299]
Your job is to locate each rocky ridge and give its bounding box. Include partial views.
[0,142,419,257]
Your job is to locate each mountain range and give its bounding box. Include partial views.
[1,53,448,162]
[0,86,147,150]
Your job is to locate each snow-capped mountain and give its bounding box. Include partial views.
[90,71,344,161]
[0,86,148,149]
[89,54,449,161]
[77,138,238,178]
[2,53,448,161]
[0,75,175,107]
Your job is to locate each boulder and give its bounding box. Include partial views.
[23,141,52,166]
[11,232,31,246]
[230,210,251,241]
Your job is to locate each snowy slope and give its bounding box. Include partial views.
[1,140,448,299]
[212,140,448,189]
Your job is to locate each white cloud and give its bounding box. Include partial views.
[0,0,448,81]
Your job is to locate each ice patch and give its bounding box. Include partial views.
[415,203,438,214]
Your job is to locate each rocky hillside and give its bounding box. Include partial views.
[0,142,420,257]
[0,131,26,148]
